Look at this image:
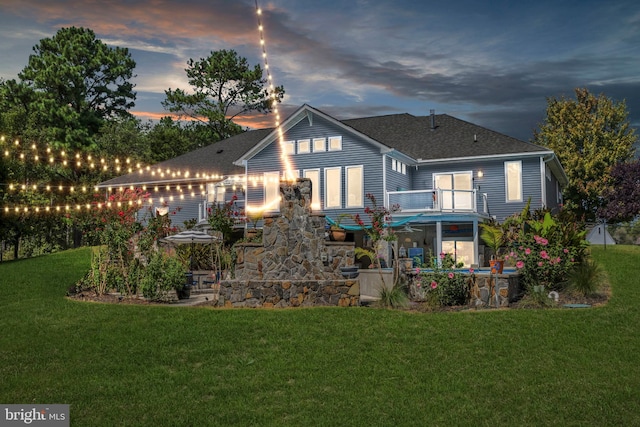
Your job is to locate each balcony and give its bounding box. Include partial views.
[386,189,488,215]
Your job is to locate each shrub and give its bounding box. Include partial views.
[503,209,589,292]
[567,258,604,297]
[377,282,409,309]
[139,251,186,301]
[414,252,470,307]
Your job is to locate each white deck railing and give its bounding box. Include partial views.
[386,189,488,214]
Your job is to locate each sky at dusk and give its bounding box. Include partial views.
[0,0,639,143]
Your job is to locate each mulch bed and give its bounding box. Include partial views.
[68,284,610,311]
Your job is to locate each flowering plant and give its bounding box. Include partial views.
[503,210,588,291]
[412,251,469,306]
[353,193,400,268]
[207,194,245,242]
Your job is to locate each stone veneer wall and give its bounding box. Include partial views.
[407,271,523,308]
[216,178,359,308]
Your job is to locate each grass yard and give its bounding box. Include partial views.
[1,245,639,426]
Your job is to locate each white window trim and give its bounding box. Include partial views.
[303,168,321,211]
[313,137,326,153]
[346,165,364,208]
[298,139,310,154]
[505,160,523,203]
[283,140,295,155]
[324,166,342,209]
[264,171,280,212]
[328,136,342,151]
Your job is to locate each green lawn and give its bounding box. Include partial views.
[1,246,639,426]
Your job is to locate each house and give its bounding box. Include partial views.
[99,104,567,267]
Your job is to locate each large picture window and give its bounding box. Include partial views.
[303,169,321,210]
[324,167,341,209]
[346,165,363,208]
[505,161,522,202]
[264,171,280,211]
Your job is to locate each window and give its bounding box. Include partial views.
[346,165,363,207]
[304,169,321,210]
[298,139,310,154]
[313,137,326,152]
[264,171,280,211]
[215,186,225,204]
[283,140,295,155]
[329,136,342,151]
[324,167,341,208]
[434,172,472,210]
[206,183,217,203]
[505,161,522,202]
[391,158,407,175]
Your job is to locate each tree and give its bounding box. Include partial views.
[163,49,284,141]
[533,88,637,221]
[599,160,640,223]
[7,27,136,150]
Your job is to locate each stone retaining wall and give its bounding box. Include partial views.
[216,279,360,308]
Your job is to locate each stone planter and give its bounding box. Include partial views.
[357,268,394,299]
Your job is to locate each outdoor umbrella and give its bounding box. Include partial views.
[162,230,222,270]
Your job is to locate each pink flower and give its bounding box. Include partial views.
[540,250,549,259]
[439,252,446,259]
[469,268,474,274]
[555,257,561,264]
[538,261,544,267]
[448,272,454,279]
[525,248,531,255]
[510,251,516,258]
[431,281,438,289]
[516,260,524,269]
[416,282,421,288]
[563,248,569,254]
[415,267,420,274]
[534,235,549,245]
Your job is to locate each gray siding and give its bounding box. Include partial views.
[385,156,412,192]
[246,113,385,224]
[544,165,562,213]
[479,158,542,221]
[137,187,207,229]
[411,157,544,222]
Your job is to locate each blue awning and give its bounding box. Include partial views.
[326,214,424,231]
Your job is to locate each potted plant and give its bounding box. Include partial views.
[329,214,350,241]
[480,222,505,273]
[245,209,263,240]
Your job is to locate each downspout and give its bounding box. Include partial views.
[540,157,547,208]
[382,155,387,207]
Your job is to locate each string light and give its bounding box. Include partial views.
[255,1,296,183]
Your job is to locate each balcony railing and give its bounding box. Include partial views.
[386,189,488,215]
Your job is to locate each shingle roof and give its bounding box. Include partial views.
[98,127,273,187]
[341,113,549,161]
[99,106,552,187]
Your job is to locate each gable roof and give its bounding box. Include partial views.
[99,104,565,187]
[98,128,272,187]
